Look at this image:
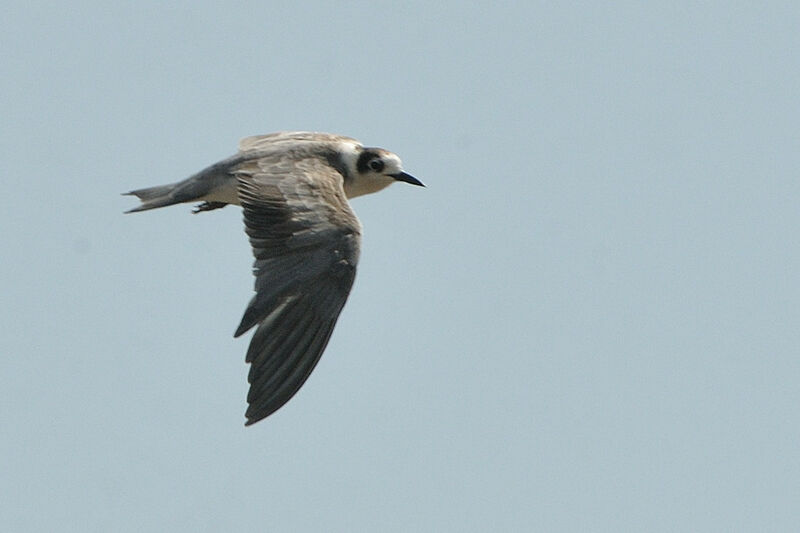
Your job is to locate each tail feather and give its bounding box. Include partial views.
[123,153,244,214]
[123,183,181,213]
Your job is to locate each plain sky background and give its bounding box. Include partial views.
[1,2,799,531]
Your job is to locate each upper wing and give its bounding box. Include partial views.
[238,131,360,153]
[234,153,362,425]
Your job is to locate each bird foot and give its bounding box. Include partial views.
[192,201,227,214]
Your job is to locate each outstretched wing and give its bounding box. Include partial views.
[238,131,360,153]
[234,153,362,425]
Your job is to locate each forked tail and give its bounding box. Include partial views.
[123,183,182,213]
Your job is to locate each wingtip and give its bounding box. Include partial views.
[233,310,257,338]
[245,407,265,426]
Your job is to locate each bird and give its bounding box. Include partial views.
[124,131,424,425]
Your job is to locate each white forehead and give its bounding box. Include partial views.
[383,151,402,168]
[370,149,403,172]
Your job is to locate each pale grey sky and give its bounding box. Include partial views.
[2,2,799,531]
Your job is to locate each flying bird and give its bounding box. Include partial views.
[124,131,424,425]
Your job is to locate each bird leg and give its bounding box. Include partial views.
[192,201,228,214]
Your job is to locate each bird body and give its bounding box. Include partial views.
[125,132,423,425]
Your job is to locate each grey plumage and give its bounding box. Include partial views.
[124,154,244,213]
[124,131,423,425]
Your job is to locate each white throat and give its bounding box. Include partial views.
[344,176,393,199]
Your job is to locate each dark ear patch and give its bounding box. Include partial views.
[356,150,379,173]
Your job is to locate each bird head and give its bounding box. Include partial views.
[342,146,424,198]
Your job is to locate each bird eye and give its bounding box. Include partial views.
[368,159,384,172]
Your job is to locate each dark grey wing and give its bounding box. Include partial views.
[234,154,362,425]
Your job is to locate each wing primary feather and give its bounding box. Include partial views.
[248,319,337,423]
[246,301,317,392]
[246,282,341,395]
